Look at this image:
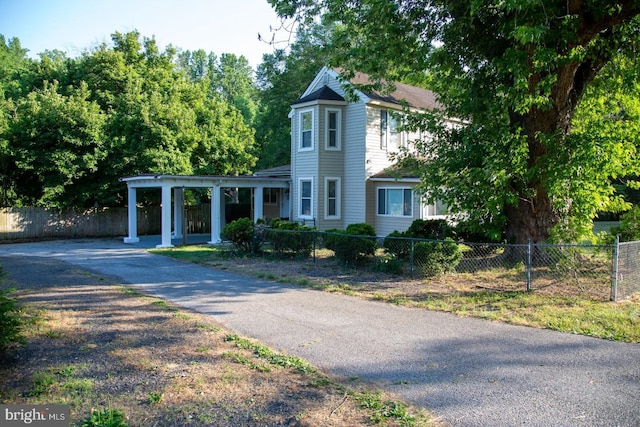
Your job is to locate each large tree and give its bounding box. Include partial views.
[270,0,640,242]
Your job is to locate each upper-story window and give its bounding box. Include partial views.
[300,109,314,151]
[325,109,341,150]
[380,109,401,150]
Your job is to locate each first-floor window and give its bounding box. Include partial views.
[424,199,448,217]
[378,188,412,216]
[325,177,340,219]
[263,188,278,205]
[300,179,313,217]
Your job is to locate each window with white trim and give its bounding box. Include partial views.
[299,178,313,218]
[380,109,402,149]
[324,177,341,219]
[325,109,341,150]
[377,188,413,217]
[299,109,314,150]
[423,199,449,218]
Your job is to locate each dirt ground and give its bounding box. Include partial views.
[0,256,433,426]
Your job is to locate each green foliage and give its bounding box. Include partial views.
[373,254,404,275]
[0,286,26,355]
[413,239,463,277]
[0,31,257,208]
[221,218,255,252]
[254,20,333,170]
[266,220,315,258]
[80,408,129,427]
[406,219,454,240]
[611,206,640,242]
[324,223,377,266]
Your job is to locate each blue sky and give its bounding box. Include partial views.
[0,0,284,67]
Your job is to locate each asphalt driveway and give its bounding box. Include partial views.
[1,238,638,426]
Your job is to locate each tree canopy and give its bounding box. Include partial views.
[270,0,640,242]
[0,32,257,208]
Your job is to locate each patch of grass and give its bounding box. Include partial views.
[416,291,640,342]
[351,390,417,426]
[224,334,316,374]
[150,300,178,311]
[147,392,163,405]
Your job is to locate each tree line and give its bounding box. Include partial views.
[0,29,327,209]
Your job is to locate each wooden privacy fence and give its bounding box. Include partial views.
[0,205,212,241]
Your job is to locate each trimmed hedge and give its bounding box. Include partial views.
[324,223,377,266]
[266,219,315,258]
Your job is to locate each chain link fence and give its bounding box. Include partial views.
[615,240,640,301]
[255,228,638,302]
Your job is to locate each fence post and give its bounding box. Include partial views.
[410,239,415,278]
[526,239,532,292]
[312,231,316,264]
[611,235,619,302]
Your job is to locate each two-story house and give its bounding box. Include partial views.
[121,67,448,248]
[288,67,447,236]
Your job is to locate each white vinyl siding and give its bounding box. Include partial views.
[343,103,368,226]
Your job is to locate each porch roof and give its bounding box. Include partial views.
[119,174,290,189]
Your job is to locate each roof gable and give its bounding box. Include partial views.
[292,85,345,106]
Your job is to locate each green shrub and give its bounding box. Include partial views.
[383,230,411,259]
[221,218,255,253]
[0,286,26,355]
[413,239,463,277]
[611,206,640,242]
[373,254,404,275]
[406,219,454,240]
[324,223,377,266]
[266,221,315,258]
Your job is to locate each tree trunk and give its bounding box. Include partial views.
[504,185,559,244]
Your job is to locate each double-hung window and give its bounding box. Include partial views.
[299,178,313,218]
[324,177,341,219]
[300,110,314,151]
[325,109,341,150]
[378,188,413,217]
[380,109,401,149]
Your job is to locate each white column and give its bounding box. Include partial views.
[254,186,264,223]
[123,186,139,243]
[157,184,174,248]
[173,187,184,239]
[209,185,222,244]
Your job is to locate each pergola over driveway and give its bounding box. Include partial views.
[120,174,290,248]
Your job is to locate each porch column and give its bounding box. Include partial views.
[209,185,222,244]
[173,187,184,239]
[254,186,264,223]
[157,184,174,248]
[123,186,139,243]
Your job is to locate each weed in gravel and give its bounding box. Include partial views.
[79,408,128,427]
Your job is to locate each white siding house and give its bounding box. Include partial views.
[288,67,444,235]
